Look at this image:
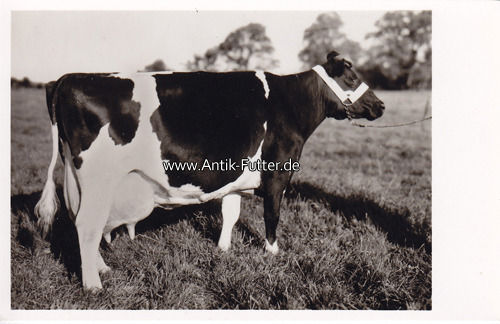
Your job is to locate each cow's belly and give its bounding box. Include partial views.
[104,166,262,236]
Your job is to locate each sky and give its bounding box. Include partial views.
[11,10,385,83]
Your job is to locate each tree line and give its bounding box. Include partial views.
[143,11,431,90]
[11,77,45,89]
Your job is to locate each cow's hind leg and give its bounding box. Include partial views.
[75,190,113,291]
[218,193,241,251]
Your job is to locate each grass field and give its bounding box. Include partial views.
[10,87,431,310]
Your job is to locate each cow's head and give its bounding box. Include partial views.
[317,51,384,121]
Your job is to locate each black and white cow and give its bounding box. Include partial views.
[35,51,384,290]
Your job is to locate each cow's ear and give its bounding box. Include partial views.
[324,51,344,77]
[327,51,340,62]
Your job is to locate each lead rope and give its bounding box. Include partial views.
[344,100,432,128]
[347,115,432,128]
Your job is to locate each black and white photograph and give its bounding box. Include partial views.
[3,0,499,322]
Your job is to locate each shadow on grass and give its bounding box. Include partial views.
[286,181,431,253]
[134,200,222,242]
[11,188,81,278]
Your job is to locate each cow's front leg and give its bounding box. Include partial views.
[218,193,241,251]
[262,172,290,254]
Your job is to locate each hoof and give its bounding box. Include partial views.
[265,239,279,254]
[85,286,103,294]
[83,280,103,293]
[218,241,231,252]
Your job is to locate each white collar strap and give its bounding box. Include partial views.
[312,65,369,106]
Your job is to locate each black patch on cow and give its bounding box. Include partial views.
[51,74,141,168]
[151,72,269,192]
[108,100,141,145]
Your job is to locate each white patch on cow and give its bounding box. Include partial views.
[265,239,279,254]
[255,71,270,99]
[199,121,267,202]
[218,193,241,251]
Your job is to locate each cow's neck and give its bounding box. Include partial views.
[274,70,329,141]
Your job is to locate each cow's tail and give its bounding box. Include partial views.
[34,81,60,238]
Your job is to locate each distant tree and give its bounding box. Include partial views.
[11,77,43,89]
[188,47,220,72]
[186,23,278,72]
[21,77,31,87]
[141,59,169,72]
[299,12,362,69]
[360,11,432,89]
